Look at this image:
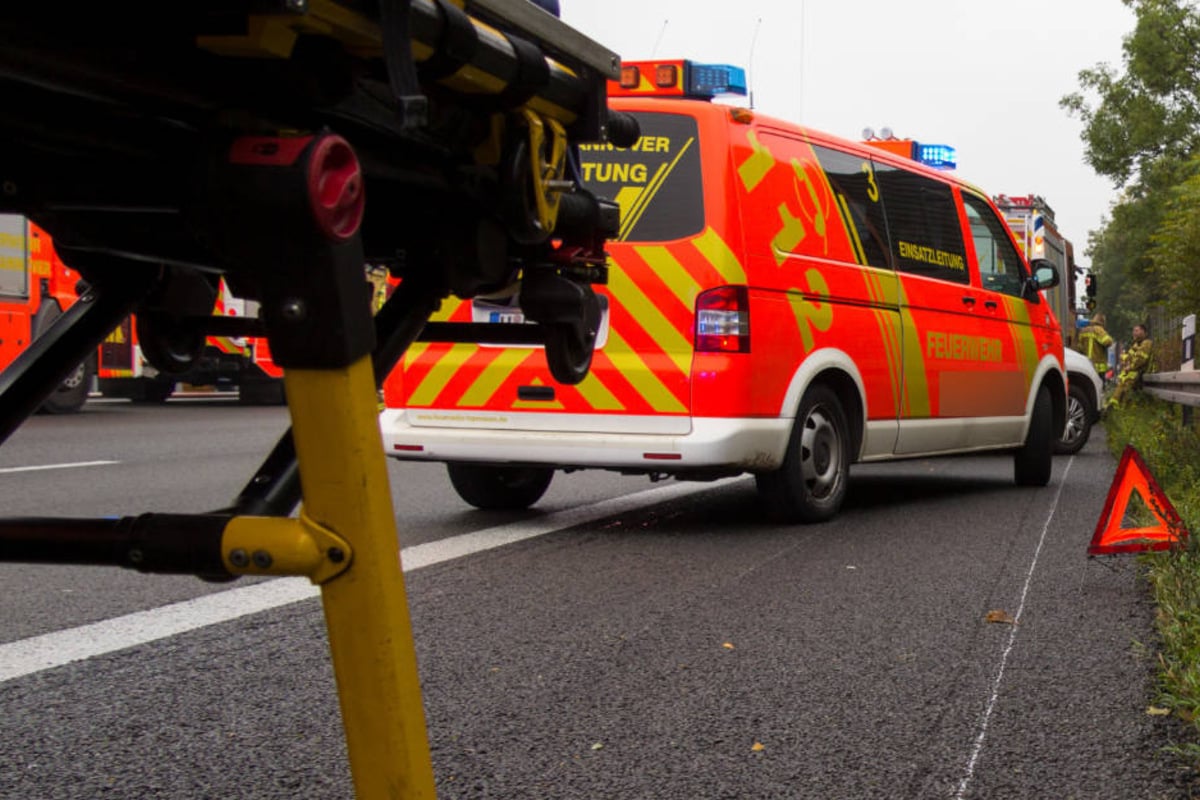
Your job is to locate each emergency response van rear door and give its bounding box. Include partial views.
[389,111,707,436]
[572,110,710,433]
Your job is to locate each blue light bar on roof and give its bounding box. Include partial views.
[687,63,747,98]
[917,143,957,170]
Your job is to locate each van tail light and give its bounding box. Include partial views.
[695,286,750,353]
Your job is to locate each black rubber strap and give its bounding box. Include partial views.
[416,0,479,82]
[379,0,429,129]
[495,33,550,109]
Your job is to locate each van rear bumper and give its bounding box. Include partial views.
[379,409,792,472]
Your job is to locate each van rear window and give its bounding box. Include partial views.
[578,112,704,242]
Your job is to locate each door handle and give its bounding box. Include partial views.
[961,295,976,306]
[984,300,998,310]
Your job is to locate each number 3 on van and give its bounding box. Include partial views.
[379,59,1066,521]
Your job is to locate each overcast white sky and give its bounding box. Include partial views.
[562,0,1135,271]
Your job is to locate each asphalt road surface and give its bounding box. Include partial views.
[0,399,1195,798]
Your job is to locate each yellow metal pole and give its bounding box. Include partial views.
[285,355,437,799]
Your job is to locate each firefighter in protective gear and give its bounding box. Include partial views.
[1107,323,1154,410]
[1076,312,1113,379]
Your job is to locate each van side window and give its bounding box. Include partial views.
[961,192,1028,298]
[578,112,705,243]
[811,146,891,269]
[874,165,969,284]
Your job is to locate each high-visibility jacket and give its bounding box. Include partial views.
[1077,323,1113,374]
[1118,338,1154,382]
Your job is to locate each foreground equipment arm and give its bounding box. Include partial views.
[0,3,627,797]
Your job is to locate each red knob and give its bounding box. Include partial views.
[306,135,364,242]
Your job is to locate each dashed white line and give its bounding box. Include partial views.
[0,477,744,683]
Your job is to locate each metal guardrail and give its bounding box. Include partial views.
[1143,370,1200,408]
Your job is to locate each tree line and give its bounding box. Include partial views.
[1061,0,1200,351]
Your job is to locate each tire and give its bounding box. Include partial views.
[544,322,595,386]
[40,353,95,414]
[1015,385,1053,486]
[1054,382,1092,455]
[755,384,850,523]
[32,301,93,414]
[446,463,554,510]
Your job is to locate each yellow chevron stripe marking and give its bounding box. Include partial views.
[459,348,530,407]
[407,343,478,407]
[604,328,686,413]
[737,129,775,193]
[693,227,747,285]
[573,370,625,411]
[431,297,464,323]
[633,245,702,311]
[402,341,432,366]
[607,265,692,374]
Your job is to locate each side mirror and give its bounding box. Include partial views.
[1028,257,1060,291]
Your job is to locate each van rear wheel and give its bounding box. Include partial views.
[447,463,554,510]
[1014,385,1053,486]
[756,384,849,523]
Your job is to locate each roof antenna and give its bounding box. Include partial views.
[651,19,668,58]
[748,17,762,109]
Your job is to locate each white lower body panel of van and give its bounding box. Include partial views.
[379,409,792,472]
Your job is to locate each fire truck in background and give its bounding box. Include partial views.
[0,214,284,408]
[0,214,93,413]
[993,194,1078,348]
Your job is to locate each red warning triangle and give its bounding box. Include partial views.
[1088,445,1188,556]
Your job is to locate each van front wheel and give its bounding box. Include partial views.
[1014,385,1053,486]
[447,463,554,510]
[756,384,850,523]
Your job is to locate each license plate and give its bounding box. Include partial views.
[489,311,526,324]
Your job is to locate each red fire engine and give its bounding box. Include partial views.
[0,214,92,413]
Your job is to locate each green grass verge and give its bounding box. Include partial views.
[1104,394,1200,762]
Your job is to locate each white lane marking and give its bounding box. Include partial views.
[0,460,119,475]
[0,477,744,683]
[0,580,319,683]
[954,457,1074,799]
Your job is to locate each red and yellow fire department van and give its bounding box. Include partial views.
[380,60,1066,522]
